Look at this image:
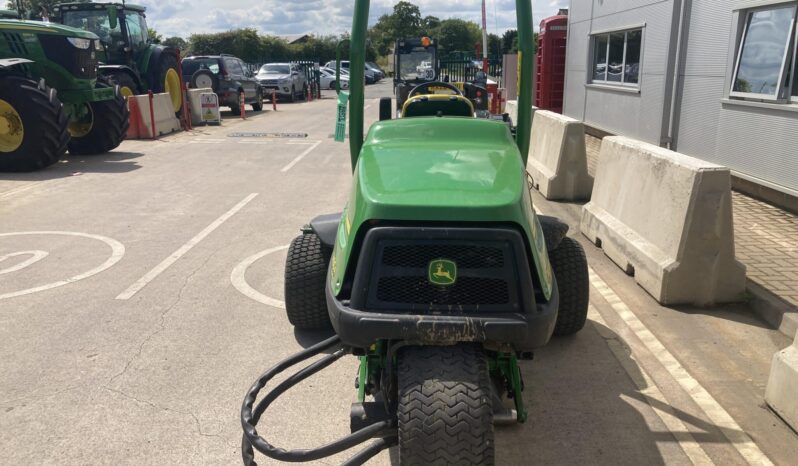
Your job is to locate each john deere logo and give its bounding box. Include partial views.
[428,259,457,286]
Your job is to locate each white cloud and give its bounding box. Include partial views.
[138,0,568,38]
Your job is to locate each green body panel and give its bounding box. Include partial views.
[0,20,110,106]
[329,117,554,301]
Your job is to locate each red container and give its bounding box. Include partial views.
[536,14,568,114]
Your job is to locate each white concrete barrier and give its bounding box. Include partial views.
[126,93,181,139]
[581,136,746,305]
[187,88,221,125]
[504,100,536,127]
[527,110,593,200]
[766,330,798,432]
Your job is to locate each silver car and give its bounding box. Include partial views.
[256,63,308,102]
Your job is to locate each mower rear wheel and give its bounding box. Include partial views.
[549,237,589,336]
[67,80,129,156]
[284,233,332,330]
[0,76,68,172]
[398,344,494,466]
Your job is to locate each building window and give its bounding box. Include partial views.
[731,3,797,101]
[591,29,642,87]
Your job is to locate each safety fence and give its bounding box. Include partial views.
[439,56,503,85]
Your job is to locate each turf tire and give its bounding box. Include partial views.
[549,237,589,336]
[284,233,332,330]
[67,80,129,155]
[0,76,69,172]
[398,344,494,466]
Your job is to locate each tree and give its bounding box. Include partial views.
[162,36,187,51]
[435,18,481,54]
[390,1,422,38]
[147,28,162,44]
[421,15,440,35]
[502,29,518,54]
[7,0,89,19]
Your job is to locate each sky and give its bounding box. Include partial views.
[137,0,569,39]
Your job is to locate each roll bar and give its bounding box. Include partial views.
[346,0,535,171]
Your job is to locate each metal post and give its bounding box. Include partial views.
[348,0,369,172]
[515,0,534,165]
[147,91,156,139]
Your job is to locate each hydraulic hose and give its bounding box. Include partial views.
[241,335,396,465]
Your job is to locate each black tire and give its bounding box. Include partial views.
[104,71,139,97]
[301,83,308,101]
[0,76,69,172]
[251,89,263,112]
[379,97,392,121]
[190,69,219,93]
[330,80,336,90]
[152,52,183,116]
[284,233,332,330]
[549,237,589,336]
[289,86,296,103]
[67,80,129,156]
[398,345,494,466]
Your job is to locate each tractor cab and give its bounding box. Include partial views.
[393,37,438,110]
[52,2,184,112]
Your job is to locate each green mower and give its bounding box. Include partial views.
[240,1,589,465]
[0,1,128,171]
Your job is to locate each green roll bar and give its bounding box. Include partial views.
[347,0,534,171]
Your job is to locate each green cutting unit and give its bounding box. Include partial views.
[52,2,184,114]
[240,1,589,465]
[0,2,128,171]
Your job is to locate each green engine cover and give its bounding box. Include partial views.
[329,117,554,300]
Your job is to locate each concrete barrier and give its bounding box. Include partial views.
[766,330,798,432]
[187,88,221,125]
[527,110,593,200]
[505,100,536,127]
[126,93,181,139]
[581,136,746,305]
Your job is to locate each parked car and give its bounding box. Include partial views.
[324,60,378,84]
[182,54,263,113]
[319,68,349,90]
[256,63,308,102]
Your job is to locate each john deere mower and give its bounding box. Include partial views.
[240,1,589,465]
[0,2,128,171]
[52,2,184,114]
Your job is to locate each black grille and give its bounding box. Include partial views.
[377,276,510,305]
[351,227,536,314]
[2,32,28,56]
[382,244,504,269]
[38,34,97,79]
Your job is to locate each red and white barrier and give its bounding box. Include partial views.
[126,92,181,139]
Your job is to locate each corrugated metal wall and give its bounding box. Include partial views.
[676,1,798,195]
[563,0,677,144]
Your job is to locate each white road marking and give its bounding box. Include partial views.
[116,193,258,300]
[589,306,715,465]
[0,232,125,300]
[230,245,288,309]
[280,140,322,172]
[0,250,49,275]
[588,268,773,466]
[0,182,44,200]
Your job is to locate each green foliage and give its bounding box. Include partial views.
[434,18,481,54]
[162,36,187,50]
[147,28,162,44]
[502,30,518,54]
[7,0,88,19]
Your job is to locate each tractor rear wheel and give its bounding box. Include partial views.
[105,72,139,99]
[67,81,129,156]
[284,233,332,330]
[398,344,495,466]
[0,76,68,172]
[549,237,589,336]
[153,52,183,115]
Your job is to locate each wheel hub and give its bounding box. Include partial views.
[119,86,134,98]
[0,99,24,153]
[68,103,94,138]
[164,68,182,112]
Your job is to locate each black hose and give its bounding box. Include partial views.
[241,335,395,465]
[340,436,397,466]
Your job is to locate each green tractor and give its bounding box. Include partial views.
[0,9,18,19]
[0,7,129,171]
[52,2,184,114]
[241,1,589,465]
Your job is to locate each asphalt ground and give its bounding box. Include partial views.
[1,81,797,465]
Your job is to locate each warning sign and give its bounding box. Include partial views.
[200,93,221,125]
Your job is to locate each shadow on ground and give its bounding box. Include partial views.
[0,151,144,181]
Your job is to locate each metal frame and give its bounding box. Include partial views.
[589,27,644,89]
[730,2,797,102]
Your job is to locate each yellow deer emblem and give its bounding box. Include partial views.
[428,260,457,286]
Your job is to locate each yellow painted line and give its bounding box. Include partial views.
[589,306,714,465]
[588,268,773,466]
